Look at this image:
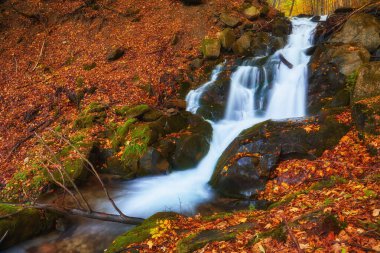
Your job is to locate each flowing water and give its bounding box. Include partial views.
[104,17,318,218]
[5,17,318,252]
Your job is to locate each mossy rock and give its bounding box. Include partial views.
[243,6,260,20]
[232,32,252,56]
[0,204,59,250]
[201,38,221,59]
[73,102,108,129]
[218,28,236,50]
[114,104,151,118]
[106,212,180,253]
[219,12,241,28]
[141,109,163,122]
[177,223,255,253]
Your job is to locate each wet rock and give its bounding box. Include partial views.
[106,47,125,61]
[210,114,350,198]
[139,147,170,174]
[352,62,380,102]
[201,38,221,59]
[311,16,321,22]
[271,17,292,39]
[218,28,236,50]
[329,13,380,52]
[219,12,241,28]
[244,6,260,20]
[0,204,59,250]
[196,70,231,121]
[270,36,286,53]
[251,32,271,56]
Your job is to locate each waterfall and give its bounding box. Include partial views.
[104,18,318,218]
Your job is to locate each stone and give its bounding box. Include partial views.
[190,58,204,69]
[218,28,236,50]
[352,62,380,102]
[219,13,241,28]
[232,32,252,55]
[107,47,125,61]
[329,13,380,52]
[244,6,260,20]
[201,38,221,59]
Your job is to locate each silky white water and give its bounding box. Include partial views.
[98,18,318,218]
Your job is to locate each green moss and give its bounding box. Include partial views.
[73,102,108,129]
[346,70,358,88]
[177,229,236,253]
[248,224,287,246]
[106,212,179,253]
[114,104,150,118]
[268,190,308,209]
[83,62,96,71]
[75,76,85,87]
[121,124,151,165]
[0,204,59,249]
[310,176,347,191]
[111,119,137,151]
[201,212,233,222]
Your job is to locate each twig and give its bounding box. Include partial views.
[13,54,18,74]
[50,130,130,220]
[0,230,8,244]
[35,133,92,213]
[283,217,304,253]
[31,38,46,72]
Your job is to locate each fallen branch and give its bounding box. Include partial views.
[279,53,293,69]
[31,38,46,72]
[0,203,144,225]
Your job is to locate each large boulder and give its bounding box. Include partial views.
[201,38,221,59]
[308,43,370,114]
[352,62,380,102]
[210,113,350,198]
[329,13,380,52]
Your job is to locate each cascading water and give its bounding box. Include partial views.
[100,18,318,218]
